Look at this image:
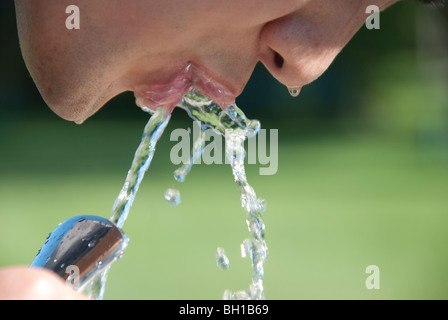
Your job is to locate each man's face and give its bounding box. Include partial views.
[15,0,397,123]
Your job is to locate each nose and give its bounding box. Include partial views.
[258,12,352,90]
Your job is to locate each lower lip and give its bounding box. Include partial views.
[135,63,236,112]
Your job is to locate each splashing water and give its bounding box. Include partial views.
[216,247,230,271]
[173,89,259,182]
[110,107,172,229]
[85,107,171,299]
[172,89,268,300]
[222,131,268,300]
[165,188,181,206]
[173,123,205,183]
[90,88,267,300]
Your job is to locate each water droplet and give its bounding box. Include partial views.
[44,233,51,244]
[246,120,261,138]
[141,106,155,114]
[241,239,252,258]
[173,169,186,182]
[225,105,238,120]
[216,247,230,271]
[60,263,65,269]
[164,188,181,206]
[288,87,301,97]
[96,260,103,268]
[101,86,269,300]
[53,258,58,263]
[88,240,96,248]
[222,290,233,300]
[225,289,251,300]
[116,250,124,260]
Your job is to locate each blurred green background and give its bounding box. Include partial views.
[1,2,448,299]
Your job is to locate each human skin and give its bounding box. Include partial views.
[0,266,89,300]
[9,0,400,299]
[15,0,398,124]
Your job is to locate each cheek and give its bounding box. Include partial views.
[17,0,138,122]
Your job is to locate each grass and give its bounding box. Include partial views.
[1,118,448,299]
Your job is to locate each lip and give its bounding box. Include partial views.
[134,62,238,112]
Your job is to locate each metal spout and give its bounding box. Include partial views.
[30,215,129,291]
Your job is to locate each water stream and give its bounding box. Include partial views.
[174,90,267,299]
[89,88,267,300]
[110,107,172,229]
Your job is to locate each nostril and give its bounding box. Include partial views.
[273,51,284,69]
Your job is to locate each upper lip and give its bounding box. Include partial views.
[134,62,239,110]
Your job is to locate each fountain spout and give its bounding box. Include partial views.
[30,215,129,296]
